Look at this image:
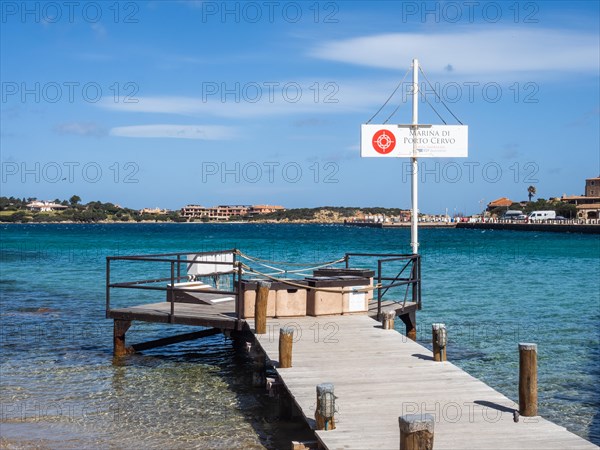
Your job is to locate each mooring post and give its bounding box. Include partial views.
[255,280,271,334]
[279,327,294,368]
[519,343,538,416]
[266,377,280,398]
[169,261,175,323]
[236,260,243,318]
[113,319,132,357]
[416,256,422,310]
[315,383,336,431]
[382,309,396,330]
[377,259,383,319]
[251,345,266,388]
[399,414,434,450]
[432,323,447,362]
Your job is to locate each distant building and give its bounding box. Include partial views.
[140,208,169,215]
[181,205,235,221]
[248,205,286,216]
[486,197,514,211]
[180,204,285,221]
[347,210,410,223]
[26,201,68,212]
[561,176,600,220]
[585,176,599,197]
[576,203,599,220]
[224,205,252,218]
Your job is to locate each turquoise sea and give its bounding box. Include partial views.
[1,224,599,448]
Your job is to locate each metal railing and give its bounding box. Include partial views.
[488,218,589,225]
[106,249,422,322]
[106,249,239,322]
[345,253,421,318]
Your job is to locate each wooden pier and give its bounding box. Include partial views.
[108,297,417,355]
[105,250,597,449]
[457,222,600,234]
[249,314,597,450]
[106,250,421,356]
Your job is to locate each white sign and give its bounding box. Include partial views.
[187,252,234,276]
[361,124,468,158]
[348,287,367,312]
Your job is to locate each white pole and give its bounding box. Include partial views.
[411,58,419,255]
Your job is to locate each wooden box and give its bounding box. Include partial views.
[305,277,371,316]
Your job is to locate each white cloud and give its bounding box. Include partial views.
[109,124,237,140]
[97,80,392,118]
[309,28,599,76]
[54,122,107,137]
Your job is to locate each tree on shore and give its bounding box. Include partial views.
[69,195,81,206]
[527,185,537,202]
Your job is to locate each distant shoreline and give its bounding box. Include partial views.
[2,221,599,234]
[456,222,600,234]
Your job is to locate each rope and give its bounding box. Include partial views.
[419,88,447,124]
[284,259,348,274]
[419,66,464,125]
[383,101,403,124]
[237,251,346,279]
[240,262,383,294]
[237,251,345,268]
[248,258,288,275]
[366,66,411,124]
[236,251,411,296]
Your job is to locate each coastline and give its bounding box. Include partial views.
[2,220,599,234]
[456,221,600,234]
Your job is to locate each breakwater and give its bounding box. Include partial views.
[345,221,456,229]
[456,222,600,234]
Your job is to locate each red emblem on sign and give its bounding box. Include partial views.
[372,129,396,154]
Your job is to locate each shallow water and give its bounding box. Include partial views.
[1,224,598,447]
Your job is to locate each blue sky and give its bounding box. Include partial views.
[1,0,599,214]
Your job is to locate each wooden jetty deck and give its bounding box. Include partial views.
[249,314,598,450]
[108,298,416,332]
[108,297,243,330]
[106,250,596,449]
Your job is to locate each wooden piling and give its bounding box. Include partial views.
[131,328,221,352]
[266,377,280,398]
[519,343,538,416]
[400,311,417,341]
[315,383,336,431]
[279,386,295,420]
[407,328,417,341]
[251,345,266,388]
[279,327,294,368]
[399,414,434,450]
[382,309,396,330]
[113,319,132,357]
[255,280,271,334]
[432,323,447,362]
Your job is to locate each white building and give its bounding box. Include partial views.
[26,201,68,212]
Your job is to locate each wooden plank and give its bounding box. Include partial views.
[131,327,222,352]
[249,314,597,450]
[108,301,243,330]
[107,297,413,330]
[105,298,595,448]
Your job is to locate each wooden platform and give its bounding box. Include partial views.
[108,299,243,330]
[107,298,417,332]
[249,314,597,450]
